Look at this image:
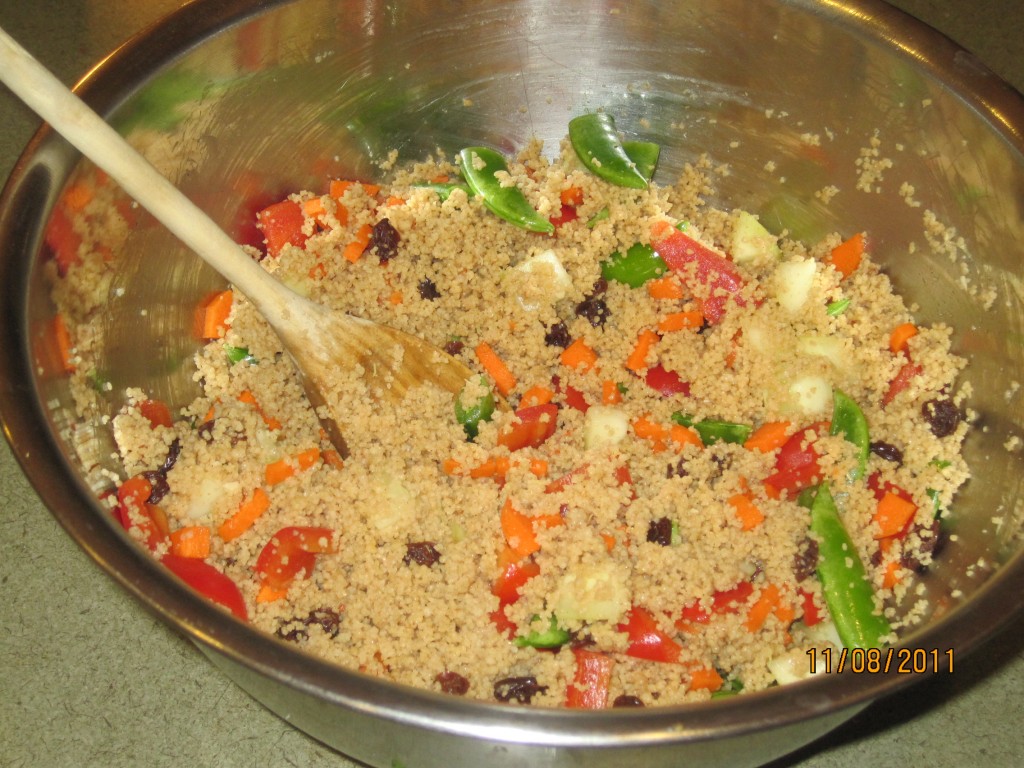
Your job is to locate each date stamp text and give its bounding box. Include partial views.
[807,647,954,675]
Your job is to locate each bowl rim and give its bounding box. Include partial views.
[1,0,1023,750]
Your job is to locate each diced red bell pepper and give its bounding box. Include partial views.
[867,473,915,504]
[497,403,559,451]
[116,475,171,551]
[491,557,541,605]
[138,399,173,429]
[257,199,308,257]
[677,581,754,628]
[161,554,249,621]
[255,526,336,590]
[799,588,822,626]
[565,649,615,708]
[652,228,745,324]
[549,204,580,228]
[882,361,922,407]
[551,375,590,413]
[763,422,826,499]
[617,606,683,663]
[644,364,691,397]
[45,205,82,276]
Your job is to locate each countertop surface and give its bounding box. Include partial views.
[1,1,1021,766]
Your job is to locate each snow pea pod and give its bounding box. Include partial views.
[830,389,869,481]
[810,483,892,649]
[455,376,496,440]
[569,113,651,189]
[601,242,667,287]
[413,181,473,201]
[622,140,660,184]
[672,413,752,446]
[458,147,554,233]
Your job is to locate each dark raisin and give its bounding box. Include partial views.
[870,440,904,464]
[371,218,401,263]
[922,398,961,437]
[161,438,182,473]
[275,608,342,642]
[575,295,610,327]
[197,419,216,443]
[666,457,689,479]
[493,676,548,704]
[435,671,470,695]
[612,695,645,708]
[590,278,609,295]
[404,541,442,567]
[544,321,572,348]
[901,518,946,573]
[793,537,819,582]
[141,470,170,505]
[646,517,673,546]
[418,278,441,300]
[444,339,465,356]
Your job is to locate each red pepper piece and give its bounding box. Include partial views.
[161,554,249,621]
[116,475,170,551]
[255,526,336,590]
[565,649,615,708]
[644,364,691,397]
[257,199,308,257]
[549,204,579,228]
[652,228,745,323]
[799,588,822,626]
[617,606,683,663]
[763,422,827,499]
[497,403,559,451]
[882,361,922,407]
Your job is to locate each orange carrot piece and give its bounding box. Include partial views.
[744,584,781,632]
[343,223,374,263]
[63,182,94,212]
[238,389,282,431]
[670,424,703,451]
[773,597,796,626]
[302,197,327,219]
[469,456,511,480]
[199,290,233,340]
[743,421,792,453]
[442,458,463,476]
[256,582,290,603]
[873,492,918,539]
[329,179,381,199]
[322,449,345,470]
[729,493,765,531]
[882,560,904,589]
[688,667,724,692]
[265,448,321,486]
[500,499,540,560]
[386,195,406,207]
[521,385,555,408]
[218,487,271,542]
[475,341,517,397]
[633,415,669,453]
[528,458,549,478]
[647,275,685,300]
[828,232,864,279]
[625,329,659,373]
[560,186,584,206]
[138,399,174,429]
[560,338,598,372]
[388,290,404,305]
[889,322,919,355]
[601,380,623,405]
[170,525,212,559]
[657,310,704,333]
[52,314,75,374]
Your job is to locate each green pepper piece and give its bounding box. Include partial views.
[225,345,256,366]
[458,147,554,233]
[826,298,851,316]
[569,113,650,189]
[809,483,892,649]
[514,614,571,649]
[671,413,752,446]
[830,389,869,481]
[601,242,668,287]
[413,181,473,201]
[454,376,496,440]
[622,140,660,184]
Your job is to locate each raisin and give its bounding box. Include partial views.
[922,398,961,437]
[141,470,170,505]
[403,541,442,567]
[575,295,610,327]
[544,321,572,348]
[666,457,689,479]
[276,608,342,642]
[197,419,216,443]
[793,537,819,582]
[418,278,441,300]
[493,676,548,704]
[901,518,946,573]
[161,438,182,473]
[646,517,673,546]
[870,440,903,464]
[435,671,470,695]
[612,695,645,708]
[371,218,401,263]
[444,339,465,356]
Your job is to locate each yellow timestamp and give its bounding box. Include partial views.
[807,647,954,675]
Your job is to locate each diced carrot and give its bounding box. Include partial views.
[303,197,327,219]
[52,314,75,374]
[322,450,345,469]
[601,380,622,405]
[257,199,308,257]
[521,385,555,408]
[309,262,327,279]
[63,182,94,212]
[729,492,765,531]
[647,275,685,300]
[669,424,703,451]
[500,499,540,560]
[688,666,724,692]
[218,487,271,542]
[198,290,233,340]
[560,338,599,372]
[170,525,212,559]
[873,491,918,539]
[600,533,616,552]
[475,341,518,397]
[388,290,404,305]
[773,596,796,625]
[265,448,321,486]
[625,329,659,373]
[343,223,374,263]
[889,322,918,355]
[657,310,704,333]
[633,415,669,453]
[528,458,549,478]
[329,179,382,199]
[256,582,290,603]
[386,195,406,207]
[828,232,864,279]
[238,390,282,430]
[442,458,463,476]
[430,174,450,184]
[138,399,173,429]
[469,456,511,480]
[883,560,904,589]
[743,421,791,453]
[744,583,781,632]
[560,186,584,207]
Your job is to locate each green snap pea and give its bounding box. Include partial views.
[601,242,668,287]
[671,413,752,446]
[225,345,256,366]
[622,140,660,185]
[710,678,744,699]
[826,298,851,316]
[569,113,651,190]
[413,181,473,201]
[454,376,496,440]
[586,206,610,228]
[830,389,869,481]
[458,147,554,233]
[809,483,892,649]
[514,614,571,649]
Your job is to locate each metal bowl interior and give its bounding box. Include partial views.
[1,1,1023,766]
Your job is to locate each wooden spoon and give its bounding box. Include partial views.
[0,26,476,458]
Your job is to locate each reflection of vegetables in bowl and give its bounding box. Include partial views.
[1,1,1023,766]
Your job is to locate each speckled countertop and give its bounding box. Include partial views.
[1,2,1021,766]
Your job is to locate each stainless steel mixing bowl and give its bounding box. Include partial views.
[1,1,1022,766]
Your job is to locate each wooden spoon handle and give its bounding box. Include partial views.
[0,25,293,323]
